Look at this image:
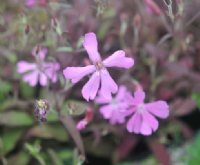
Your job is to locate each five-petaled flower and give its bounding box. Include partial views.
[95,85,131,125]
[126,89,169,136]
[63,32,134,101]
[17,47,60,86]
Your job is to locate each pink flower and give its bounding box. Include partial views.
[96,86,131,125]
[126,90,169,136]
[76,120,88,130]
[63,32,134,101]
[76,107,93,131]
[17,47,60,87]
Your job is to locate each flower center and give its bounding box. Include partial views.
[95,61,104,70]
[137,104,145,113]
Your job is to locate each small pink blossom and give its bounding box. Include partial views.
[96,86,131,125]
[126,90,169,136]
[17,47,60,87]
[76,120,88,130]
[76,107,93,131]
[63,32,134,101]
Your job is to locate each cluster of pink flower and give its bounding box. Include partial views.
[63,33,169,136]
[17,46,60,86]
[17,32,169,136]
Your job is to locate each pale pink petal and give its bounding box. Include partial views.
[99,105,113,119]
[63,65,95,83]
[39,72,48,86]
[100,69,118,100]
[110,111,126,125]
[83,32,101,63]
[145,101,169,119]
[81,72,100,101]
[103,50,134,68]
[95,94,110,104]
[23,71,39,86]
[142,111,158,132]
[17,61,37,73]
[44,62,60,82]
[140,120,152,136]
[126,112,142,134]
[39,48,48,60]
[132,90,146,105]
[32,47,47,60]
[115,85,127,101]
[76,120,88,130]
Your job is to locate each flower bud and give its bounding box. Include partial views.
[34,99,50,122]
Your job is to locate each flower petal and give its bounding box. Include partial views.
[142,111,158,132]
[103,50,134,68]
[63,65,95,83]
[145,101,169,119]
[110,110,126,125]
[32,47,47,60]
[44,62,60,82]
[17,61,37,74]
[140,120,152,136]
[81,72,100,101]
[23,71,39,86]
[132,90,146,105]
[115,85,129,101]
[99,105,113,119]
[95,94,110,104]
[100,69,118,100]
[126,112,142,134]
[83,32,101,63]
[39,72,48,86]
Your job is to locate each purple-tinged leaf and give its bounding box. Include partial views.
[59,113,85,158]
[148,139,172,165]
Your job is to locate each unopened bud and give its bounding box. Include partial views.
[34,99,50,122]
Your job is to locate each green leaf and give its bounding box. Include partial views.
[20,82,35,99]
[57,47,73,52]
[0,111,34,126]
[192,92,200,109]
[0,79,12,102]
[64,100,87,116]
[48,149,64,165]
[25,142,46,165]
[185,132,200,165]
[27,124,68,142]
[0,129,24,156]
[7,151,31,165]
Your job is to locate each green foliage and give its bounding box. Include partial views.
[0,129,24,156]
[20,82,35,99]
[0,111,34,126]
[185,132,200,165]
[27,124,68,142]
[57,46,73,52]
[192,92,200,110]
[25,141,46,165]
[0,79,12,103]
[7,151,31,165]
